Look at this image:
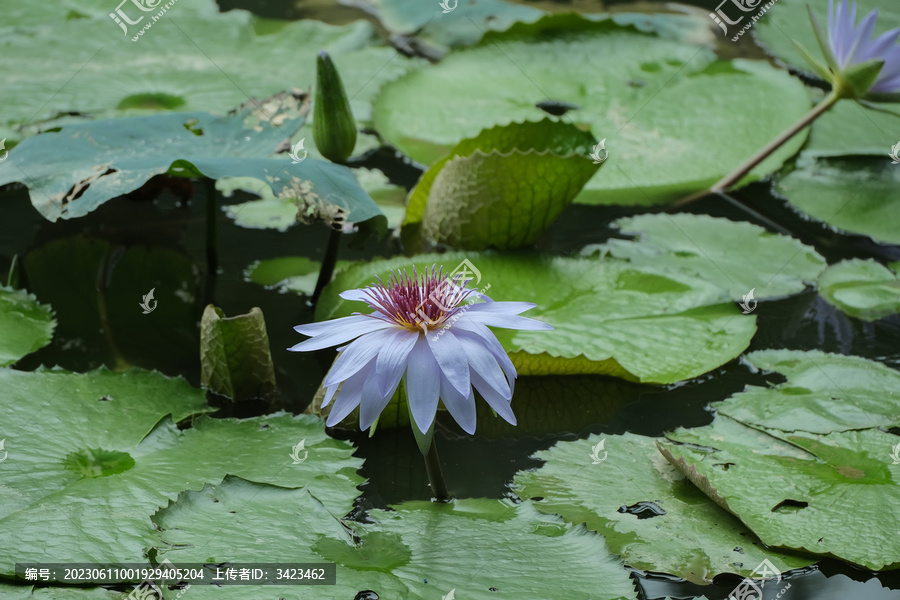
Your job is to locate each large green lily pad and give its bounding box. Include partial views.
[817,260,900,321]
[0,286,55,367]
[660,415,900,571]
[403,119,600,251]
[774,156,900,245]
[584,214,826,300]
[0,369,362,576]
[514,433,815,584]
[0,13,415,141]
[715,350,900,434]
[316,251,756,384]
[156,480,637,599]
[372,15,810,205]
[0,94,382,227]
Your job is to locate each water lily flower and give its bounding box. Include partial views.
[289,266,552,436]
[678,0,900,204]
[806,0,900,102]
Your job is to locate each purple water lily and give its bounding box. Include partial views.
[289,267,552,435]
[829,0,900,93]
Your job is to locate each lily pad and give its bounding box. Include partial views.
[0,94,383,228]
[316,251,756,384]
[6,0,220,27]
[660,415,900,571]
[754,0,900,78]
[718,350,900,434]
[817,260,900,321]
[583,214,826,300]
[0,13,416,141]
[514,433,815,584]
[372,15,810,205]
[802,97,900,158]
[403,119,600,251]
[774,156,900,245]
[0,371,362,576]
[200,305,277,401]
[156,480,637,599]
[0,286,55,367]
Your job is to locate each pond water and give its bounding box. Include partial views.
[2,0,899,598]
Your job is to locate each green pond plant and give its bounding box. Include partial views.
[686,0,900,202]
[289,266,552,500]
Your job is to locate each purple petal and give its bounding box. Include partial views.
[856,26,900,62]
[464,301,538,316]
[844,9,878,66]
[463,311,554,330]
[449,319,518,394]
[323,329,391,387]
[290,316,392,351]
[359,371,401,431]
[339,289,371,302]
[325,363,373,427]
[453,329,512,400]
[471,370,517,426]
[374,329,420,397]
[440,374,476,434]
[321,384,338,408]
[426,330,470,397]
[405,336,441,434]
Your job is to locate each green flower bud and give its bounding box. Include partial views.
[313,51,357,164]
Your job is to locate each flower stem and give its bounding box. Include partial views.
[205,178,218,277]
[423,437,450,502]
[674,91,841,207]
[311,227,342,305]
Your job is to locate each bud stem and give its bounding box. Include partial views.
[423,437,450,502]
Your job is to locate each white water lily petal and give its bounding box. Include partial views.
[406,336,442,434]
[289,316,392,351]
[453,329,511,400]
[426,330,470,397]
[440,374,476,434]
[324,328,393,387]
[374,329,420,398]
[471,370,517,425]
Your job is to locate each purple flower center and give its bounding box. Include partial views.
[361,267,472,332]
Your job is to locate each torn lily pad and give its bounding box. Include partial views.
[0,93,383,228]
[817,260,900,321]
[0,285,55,367]
[0,371,361,576]
[402,119,600,251]
[156,481,637,599]
[660,415,900,571]
[514,433,815,583]
[716,350,900,434]
[583,214,826,300]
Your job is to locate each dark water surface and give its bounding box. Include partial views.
[2,0,899,598]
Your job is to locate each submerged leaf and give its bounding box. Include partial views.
[817,260,900,321]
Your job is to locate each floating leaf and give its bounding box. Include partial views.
[775,156,900,245]
[316,251,756,384]
[660,416,900,571]
[584,214,826,300]
[0,286,55,367]
[372,15,810,205]
[817,260,900,321]
[0,372,360,576]
[514,433,815,583]
[156,481,637,599]
[200,305,277,401]
[0,13,416,141]
[719,350,900,435]
[0,94,382,228]
[403,119,600,251]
